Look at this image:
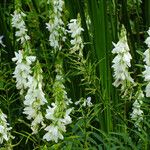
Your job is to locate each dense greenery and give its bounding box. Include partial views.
[0,0,150,149]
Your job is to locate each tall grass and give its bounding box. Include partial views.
[86,0,113,133]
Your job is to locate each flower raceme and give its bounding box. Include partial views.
[43,73,72,143]
[0,109,14,144]
[11,10,36,94]
[46,0,66,50]
[12,52,47,133]
[23,61,47,133]
[130,90,144,130]
[112,26,134,91]
[145,28,150,49]
[43,103,72,143]
[11,10,30,44]
[143,28,150,97]
[75,97,92,107]
[12,50,36,95]
[67,17,84,57]
[44,1,72,142]
[12,9,47,134]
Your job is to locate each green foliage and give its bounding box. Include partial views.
[0,0,150,149]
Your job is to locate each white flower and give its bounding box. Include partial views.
[13,64,31,90]
[22,62,47,133]
[130,90,144,130]
[12,50,36,94]
[12,51,47,134]
[11,9,47,134]
[75,97,92,108]
[46,0,66,50]
[45,103,57,121]
[82,97,92,107]
[43,103,71,142]
[60,108,72,125]
[0,35,5,47]
[23,74,47,133]
[75,99,81,105]
[11,10,30,44]
[43,68,72,142]
[43,102,72,142]
[0,109,14,144]
[31,112,44,133]
[12,50,23,64]
[23,106,37,120]
[143,49,150,65]
[112,27,134,91]
[112,41,129,54]
[143,28,150,97]
[12,52,46,134]
[67,18,84,56]
[145,82,150,97]
[43,124,64,143]
[65,98,73,105]
[68,19,84,37]
[145,28,150,48]
[143,65,150,81]
[26,56,36,65]
[86,97,92,107]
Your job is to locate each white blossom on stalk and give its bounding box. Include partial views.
[43,73,72,143]
[75,97,92,107]
[11,9,47,134]
[11,10,34,94]
[67,17,84,57]
[12,51,46,134]
[130,90,144,130]
[12,50,36,95]
[45,1,72,141]
[0,35,5,47]
[11,10,30,44]
[46,0,66,50]
[143,28,150,97]
[112,26,134,91]
[82,97,92,107]
[43,103,72,143]
[0,109,14,144]
[23,62,47,134]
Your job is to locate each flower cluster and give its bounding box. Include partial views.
[112,26,134,91]
[130,90,144,130]
[46,0,66,50]
[12,50,36,95]
[43,103,72,142]
[43,73,72,142]
[0,109,13,144]
[75,97,92,107]
[45,1,72,142]
[12,10,47,134]
[68,17,84,58]
[23,61,47,133]
[11,10,30,44]
[143,28,150,97]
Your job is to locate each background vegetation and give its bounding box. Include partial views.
[0,0,150,149]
